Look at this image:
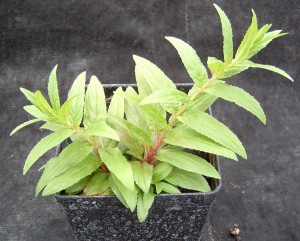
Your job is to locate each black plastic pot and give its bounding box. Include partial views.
[55,83,221,241]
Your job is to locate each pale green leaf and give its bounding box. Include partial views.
[235,10,258,61]
[205,82,266,124]
[20,88,36,105]
[214,4,233,64]
[244,60,293,81]
[40,122,66,132]
[165,167,211,192]
[133,55,176,91]
[130,161,153,193]
[107,116,152,158]
[35,141,93,195]
[165,36,208,85]
[140,89,189,106]
[135,65,153,96]
[207,57,225,77]
[109,174,137,212]
[34,91,56,117]
[99,148,135,191]
[143,186,154,211]
[84,76,106,128]
[178,111,247,158]
[137,192,148,223]
[42,155,99,195]
[186,92,217,113]
[23,105,49,121]
[68,72,86,126]
[24,128,74,174]
[152,162,173,183]
[48,65,60,110]
[65,175,92,194]
[165,126,238,161]
[10,119,40,136]
[82,123,119,141]
[108,87,124,118]
[86,173,109,195]
[156,182,181,194]
[156,148,220,178]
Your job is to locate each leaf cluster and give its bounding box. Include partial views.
[11,4,293,222]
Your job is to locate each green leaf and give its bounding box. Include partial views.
[65,175,92,194]
[178,111,247,158]
[165,126,238,161]
[20,88,36,105]
[140,89,189,106]
[156,182,181,194]
[207,57,225,77]
[133,55,176,91]
[84,76,106,128]
[130,161,153,193]
[214,4,233,64]
[35,141,93,195]
[186,92,217,113]
[40,122,66,132]
[86,173,109,195]
[235,10,258,61]
[48,65,60,110]
[23,105,49,120]
[68,71,86,126]
[244,60,294,81]
[165,167,211,192]
[107,116,152,158]
[99,148,135,191]
[137,187,155,222]
[109,174,137,212]
[42,155,99,196]
[108,87,124,118]
[156,148,220,178]
[152,163,173,184]
[205,82,266,124]
[10,119,40,136]
[34,91,56,117]
[82,123,119,141]
[24,128,74,174]
[135,65,153,96]
[165,37,208,85]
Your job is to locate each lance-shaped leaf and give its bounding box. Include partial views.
[84,76,106,128]
[156,182,181,194]
[165,126,238,161]
[165,37,208,86]
[235,10,258,61]
[137,187,154,222]
[140,89,189,106]
[20,88,36,105]
[107,116,152,158]
[86,173,109,195]
[204,82,266,124]
[48,65,60,110]
[34,91,56,117]
[152,162,173,183]
[186,92,217,113]
[99,148,135,191]
[135,65,153,96]
[23,128,74,174]
[10,119,41,136]
[165,167,211,192]
[243,60,293,81]
[130,161,153,193]
[68,72,86,126]
[178,111,247,158]
[109,173,137,212]
[24,105,49,120]
[81,123,119,141]
[65,175,92,194]
[35,141,93,195]
[42,155,99,196]
[108,87,124,118]
[214,4,233,64]
[133,55,176,91]
[156,148,220,178]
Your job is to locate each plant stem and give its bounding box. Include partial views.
[144,75,216,164]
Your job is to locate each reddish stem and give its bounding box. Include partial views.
[145,130,166,164]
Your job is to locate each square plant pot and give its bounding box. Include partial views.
[56,83,221,241]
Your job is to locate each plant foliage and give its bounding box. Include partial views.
[11,4,293,222]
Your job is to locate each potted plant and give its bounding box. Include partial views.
[11,4,293,241]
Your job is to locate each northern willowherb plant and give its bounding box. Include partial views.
[11,4,293,222]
